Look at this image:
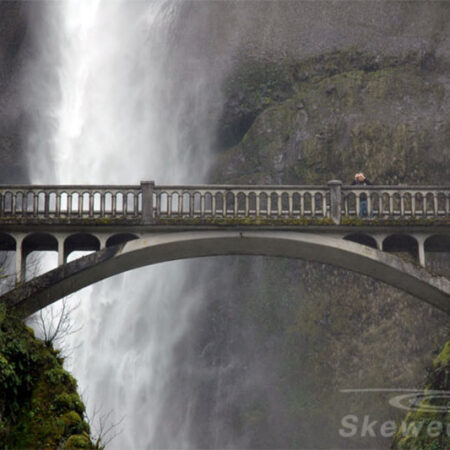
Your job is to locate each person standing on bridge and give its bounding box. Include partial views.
[351,172,372,217]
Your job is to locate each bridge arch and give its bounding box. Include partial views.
[22,232,58,255]
[0,232,16,251]
[383,234,419,260]
[425,234,450,252]
[64,233,100,260]
[106,233,139,247]
[3,231,449,319]
[344,233,377,249]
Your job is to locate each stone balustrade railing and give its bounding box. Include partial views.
[341,186,450,219]
[0,181,448,224]
[154,185,330,220]
[0,185,143,219]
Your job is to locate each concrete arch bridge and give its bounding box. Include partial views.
[0,181,449,318]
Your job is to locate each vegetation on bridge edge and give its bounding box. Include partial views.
[158,216,450,227]
[1,216,448,227]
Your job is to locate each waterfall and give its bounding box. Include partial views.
[25,1,231,447]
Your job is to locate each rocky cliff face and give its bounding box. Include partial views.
[0,1,27,182]
[166,49,450,449]
[215,49,449,185]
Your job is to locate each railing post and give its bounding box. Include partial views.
[141,181,155,224]
[328,180,342,224]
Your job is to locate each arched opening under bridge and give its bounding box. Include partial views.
[2,231,449,319]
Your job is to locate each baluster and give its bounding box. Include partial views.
[78,193,83,217]
[12,192,17,215]
[89,192,94,217]
[134,192,138,217]
[123,192,128,217]
[112,192,116,217]
[220,192,224,217]
[56,193,62,217]
[68,193,73,216]
[367,192,372,218]
[288,194,293,217]
[200,193,205,217]
[20,192,25,216]
[44,192,50,217]
[101,192,105,217]
[156,193,161,218]
[167,193,172,217]
[211,192,216,217]
[189,192,194,217]
[177,192,183,217]
[322,193,327,217]
[32,192,38,216]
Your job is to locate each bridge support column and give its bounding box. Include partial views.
[141,181,155,225]
[57,237,66,267]
[98,235,108,250]
[14,234,25,284]
[328,180,342,224]
[415,235,427,268]
[373,234,387,251]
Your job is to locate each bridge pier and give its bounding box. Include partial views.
[98,234,108,250]
[14,234,25,284]
[372,234,386,251]
[57,236,66,267]
[415,234,427,268]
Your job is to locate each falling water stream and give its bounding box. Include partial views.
[26,1,230,447]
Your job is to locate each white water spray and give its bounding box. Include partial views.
[26,1,228,447]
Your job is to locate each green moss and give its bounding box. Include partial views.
[64,433,93,449]
[218,60,294,148]
[215,49,449,187]
[158,216,335,226]
[433,341,450,368]
[392,341,450,449]
[340,216,450,227]
[0,309,99,449]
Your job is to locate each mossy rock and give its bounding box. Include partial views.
[0,308,97,448]
[214,49,449,186]
[392,341,450,449]
[64,432,93,449]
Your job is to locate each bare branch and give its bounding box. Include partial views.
[84,401,124,448]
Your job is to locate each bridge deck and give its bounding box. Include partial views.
[0,182,448,309]
[0,182,448,225]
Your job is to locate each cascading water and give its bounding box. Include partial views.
[26,1,232,447]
